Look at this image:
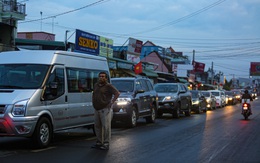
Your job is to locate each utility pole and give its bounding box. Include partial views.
[211,62,214,85]
[40,11,42,31]
[192,50,195,63]
[65,30,70,51]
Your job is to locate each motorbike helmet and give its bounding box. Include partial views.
[244,89,248,94]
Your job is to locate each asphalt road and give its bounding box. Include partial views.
[1,98,260,163]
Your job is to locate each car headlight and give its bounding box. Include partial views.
[116,97,131,106]
[192,100,199,105]
[228,97,232,100]
[163,96,176,101]
[12,99,28,117]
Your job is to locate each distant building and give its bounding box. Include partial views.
[17,32,55,41]
[0,0,26,52]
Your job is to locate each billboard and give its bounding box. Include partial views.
[250,62,260,76]
[75,29,100,55]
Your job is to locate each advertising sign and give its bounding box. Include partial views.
[250,62,260,76]
[99,36,113,58]
[127,37,143,56]
[75,29,100,55]
[193,61,205,73]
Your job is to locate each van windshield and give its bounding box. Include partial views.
[0,64,49,89]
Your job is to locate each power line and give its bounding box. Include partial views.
[19,0,110,24]
[125,0,227,36]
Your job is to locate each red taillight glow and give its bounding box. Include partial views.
[243,104,248,107]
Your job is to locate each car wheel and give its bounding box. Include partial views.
[185,103,191,116]
[33,117,53,149]
[172,103,180,119]
[145,105,156,123]
[157,112,163,118]
[127,107,137,128]
[196,105,201,114]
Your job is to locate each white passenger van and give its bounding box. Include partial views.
[0,50,110,148]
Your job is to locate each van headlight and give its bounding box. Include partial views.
[12,99,28,117]
[116,98,131,106]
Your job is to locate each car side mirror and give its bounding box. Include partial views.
[136,89,145,94]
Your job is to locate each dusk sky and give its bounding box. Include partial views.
[18,0,260,80]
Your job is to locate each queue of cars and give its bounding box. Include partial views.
[110,76,247,128]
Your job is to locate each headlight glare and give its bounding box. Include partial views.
[117,98,131,106]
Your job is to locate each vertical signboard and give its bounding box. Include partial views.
[75,29,100,55]
[99,36,113,58]
[126,37,143,63]
[250,62,260,76]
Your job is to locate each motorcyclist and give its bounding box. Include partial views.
[241,89,253,114]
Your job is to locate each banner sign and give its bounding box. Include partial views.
[250,62,260,76]
[127,37,143,56]
[193,61,205,73]
[75,29,100,55]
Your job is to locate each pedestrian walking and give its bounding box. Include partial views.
[91,72,120,150]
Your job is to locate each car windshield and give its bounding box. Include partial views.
[191,91,199,98]
[0,64,49,89]
[154,85,178,93]
[211,92,220,96]
[201,91,210,97]
[111,80,134,92]
[225,91,233,96]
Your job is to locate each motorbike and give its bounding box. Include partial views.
[241,99,251,120]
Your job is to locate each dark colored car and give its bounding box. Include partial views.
[231,89,242,103]
[225,91,237,105]
[190,90,207,113]
[200,91,216,110]
[154,83,192,118]
[111,76,158,128]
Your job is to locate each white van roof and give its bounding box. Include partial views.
[0,50,107,65]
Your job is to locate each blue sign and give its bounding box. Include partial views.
[75,29,100,55]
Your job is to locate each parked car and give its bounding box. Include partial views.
[154,83,192,118]
[200,91,216,110]
[110,76,158,128]
[190,90,207,114]
[225,91,237,105]
[209,90,226,108]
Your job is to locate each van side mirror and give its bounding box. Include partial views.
[50,82,58,96]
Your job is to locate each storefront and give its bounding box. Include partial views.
[107,57,135,78]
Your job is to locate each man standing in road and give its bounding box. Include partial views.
[91,72,120,150]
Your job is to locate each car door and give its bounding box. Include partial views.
[179,84,189,110]
[135,79,146,114]
[139,79,151,115]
